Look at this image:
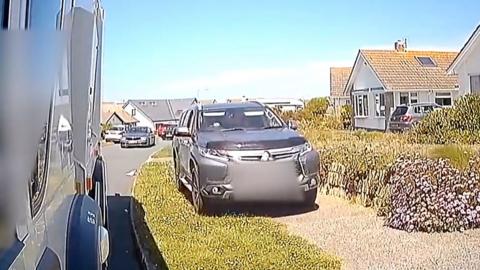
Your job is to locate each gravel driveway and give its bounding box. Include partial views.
[274,195,480,270]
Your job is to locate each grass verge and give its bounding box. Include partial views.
[151,145,173,159]
[133,161,341,270]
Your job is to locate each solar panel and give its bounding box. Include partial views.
[416,56,436,67]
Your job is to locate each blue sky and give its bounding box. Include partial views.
[102,0,480,102]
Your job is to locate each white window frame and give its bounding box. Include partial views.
[374,93,385,117]
[399,92,418,105]
[435,92,453,107]
[469,74,480,93]
[354,93,369,117]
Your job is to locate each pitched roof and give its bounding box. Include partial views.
[330,67,352,96]
[358,50,458,91]
[110,110,138,124]
[127,98,197,122]
[448,24,480,74]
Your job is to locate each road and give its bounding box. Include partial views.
[103,140,169,270]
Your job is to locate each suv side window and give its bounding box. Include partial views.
[180,110,192,127]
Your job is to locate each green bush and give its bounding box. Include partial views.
[340,104,352,129]
[410,95,480,144]
[427,145,474,170]
[133,162,341,270]
[299,97,330,121]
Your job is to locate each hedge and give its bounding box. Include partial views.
[133,161,341,270]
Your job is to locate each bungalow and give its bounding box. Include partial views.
[447,24,480,95]
[344,41,458,131]
[330,67,352,110]
[101,102,138,127]
[123,98,197,130]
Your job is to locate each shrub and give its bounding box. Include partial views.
[133,161,341,270]
[427,145,474,171]
[410,95,480,144]
[385,154,480,232]
[340,104,352,129]
[299,97,329,121]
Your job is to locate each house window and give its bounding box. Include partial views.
[400,92,418,105]
[415,56,437,67]
[410,92,418,104]
[375,93,385,117]
[435,92,452,107]
[131,108,136,116]
[354,94,369,117]
[470,75,480,94]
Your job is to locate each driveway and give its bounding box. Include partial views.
[103,139,170,270]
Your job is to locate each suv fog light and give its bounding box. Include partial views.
[212,186,221,195]
[310,178,317,187]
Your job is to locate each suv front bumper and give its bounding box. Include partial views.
[196,149,320,202]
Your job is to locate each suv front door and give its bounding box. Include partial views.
[178,110,194,177]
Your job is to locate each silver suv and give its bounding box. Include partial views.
[172,102,320,214]
[389,103,442,132]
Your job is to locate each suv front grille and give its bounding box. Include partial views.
[234,147,300,162]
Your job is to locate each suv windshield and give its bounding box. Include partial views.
[127,127,149,133]
[199,107,283,131]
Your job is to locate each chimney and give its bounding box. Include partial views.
[394,39,407,52]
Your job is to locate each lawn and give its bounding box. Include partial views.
[133,161,341,270]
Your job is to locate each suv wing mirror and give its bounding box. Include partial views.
[287,120,298,130]
[175,126,191,137]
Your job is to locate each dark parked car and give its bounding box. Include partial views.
[389,102,442,132]
[120,126,156,148]
[172,102,320,214]
[157,123,176,140]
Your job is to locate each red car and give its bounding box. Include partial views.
[157,123,176,140]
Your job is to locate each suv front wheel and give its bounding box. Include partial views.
[191,165,210,215]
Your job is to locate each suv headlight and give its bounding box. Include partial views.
[296,142,312,154]
[198,147,230,161]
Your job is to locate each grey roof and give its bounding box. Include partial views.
[202,102,263,111]
[126,98,197,122]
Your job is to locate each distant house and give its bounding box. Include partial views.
[345,41,458,131]
[123,98,197,130]
[198,99,217,105]
[102,102,138,127]
[252,98,304,112]
[448,24,480,96]
[330,67,352,110]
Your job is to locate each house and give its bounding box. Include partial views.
[252,98,305,112]
[123,98,197,130]
[330,67,352,110]
[447,24,480,95]
[345,40,458,131]
[198,99,217,105]
[101,102,138,127]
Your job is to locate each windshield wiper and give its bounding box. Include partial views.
[221,127,245,132]
[263,126,284,130]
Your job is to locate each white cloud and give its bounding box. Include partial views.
[152,60,352,99]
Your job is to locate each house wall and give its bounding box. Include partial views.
[352,57,386,130]
[107,114,123,126]
[456,38,480,96]
[124,103,154,130]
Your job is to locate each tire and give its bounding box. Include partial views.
[303,187,318,207]
[191,165,210,215]
[173,156,185,192]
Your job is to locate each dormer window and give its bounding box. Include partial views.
[416,56,436,67]
[150,101,157,106]
[139,101,146,106]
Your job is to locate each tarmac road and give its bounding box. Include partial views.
[103,139,170,270]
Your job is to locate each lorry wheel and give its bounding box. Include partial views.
[191,166,210,215]
[303,187,318,208]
